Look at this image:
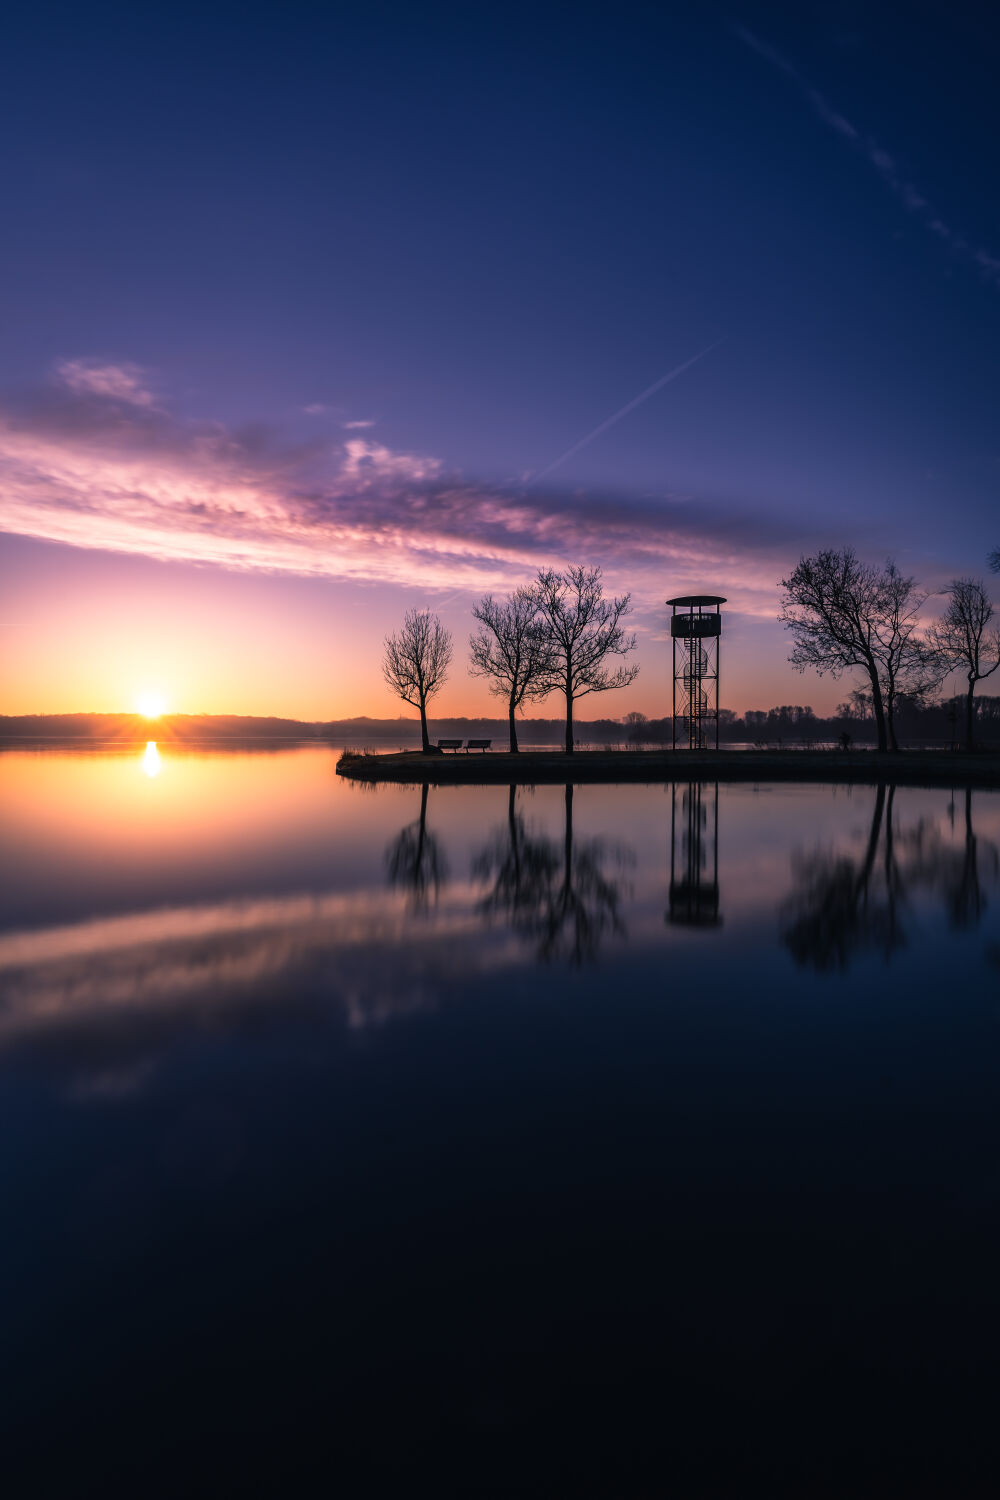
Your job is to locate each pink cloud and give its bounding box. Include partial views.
[55,358,156,408]
[340,437,442,484]
[0,363,806,618]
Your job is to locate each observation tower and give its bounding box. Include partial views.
[667,594,726,750]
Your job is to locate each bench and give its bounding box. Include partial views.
[437,738,463,752]
[465,738,492,753]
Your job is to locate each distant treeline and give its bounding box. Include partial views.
[0,711,631,745]
[626,693,1000,747]
[0,711,662,745]
[0,713,328,742]
[4,695,998,746]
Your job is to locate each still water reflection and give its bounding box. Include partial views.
[1,746,999,1491]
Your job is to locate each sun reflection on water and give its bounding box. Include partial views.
[142,741,162,779]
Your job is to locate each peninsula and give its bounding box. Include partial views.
[336,746,1000,789]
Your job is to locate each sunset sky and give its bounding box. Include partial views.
[2,1,998,719]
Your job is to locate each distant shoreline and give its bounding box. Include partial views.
[336,747,1000,789]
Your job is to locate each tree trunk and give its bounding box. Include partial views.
[965,678,976,752]
[509,692,519,754]
[867,666,889,752]
[508,784,521,891]
[565,683,574,755]
[417,783,428,858]
[887,698,900,753]
[857,781,886,898]
[884,783,900,942]
[564,783,574,889]
[419,699,431,754]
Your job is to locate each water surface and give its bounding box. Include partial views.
[2,747,999,1492]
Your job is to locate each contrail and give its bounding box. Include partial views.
[527,339,724,485]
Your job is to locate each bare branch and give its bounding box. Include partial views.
[469,587,554,707]
[468,586,557,752]
[382,609,452,752]
[778,548,931,751]
[927,577,1000,750]
[534,565,639,752]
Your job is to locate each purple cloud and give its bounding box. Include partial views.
[0,361,835,618]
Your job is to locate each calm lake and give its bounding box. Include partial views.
[2,746,999,1493]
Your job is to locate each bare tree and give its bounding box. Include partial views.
[382,609,453,754]
[469,587,553,753]
[928,578,1000,751]
[779,549,924,753]
[535,565,639,754]
[870,562,938,751]
[990,548,1000,574]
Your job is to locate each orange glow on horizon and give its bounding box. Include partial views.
[0,540,849,719]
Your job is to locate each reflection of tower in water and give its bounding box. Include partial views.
[668,781,722,928]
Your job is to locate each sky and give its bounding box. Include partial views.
[1,0,998,720]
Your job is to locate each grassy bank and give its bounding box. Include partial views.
[336,747,1000,788]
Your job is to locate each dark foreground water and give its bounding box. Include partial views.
[2,746,999,1495]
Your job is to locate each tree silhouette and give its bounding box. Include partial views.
[873,564,938,751]
[928,578,1000,751]
[383,610,452,754]
[782,783,998,970]
[473,785,560,927]
[939,789,998,931]
[385,784,447,912]
[779,549,927,752]
[468,587,554,753]
[473,784,632,964]
[535,565,639,755]
[781,784,900,969]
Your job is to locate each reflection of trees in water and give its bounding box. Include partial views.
[384,784,448,913]
[473,784,632,964]
[783,784,999,971]
[942,787,998,930]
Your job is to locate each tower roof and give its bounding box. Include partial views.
[666,594,727,607]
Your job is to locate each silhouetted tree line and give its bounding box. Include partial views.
[380,544,1000,754]
[780,548,1000,751]
[384,564,638,755]
[0,713,331,742]
[622,694,1000,748]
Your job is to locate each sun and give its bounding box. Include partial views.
[136,690,167,719]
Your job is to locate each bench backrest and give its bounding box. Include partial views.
[466,738,491,749]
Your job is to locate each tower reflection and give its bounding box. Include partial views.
[668,781,722,929]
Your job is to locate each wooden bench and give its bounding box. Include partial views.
[437,738,463,752]
[465,738,492,753]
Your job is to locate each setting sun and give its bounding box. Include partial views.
[136,691,166,719]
